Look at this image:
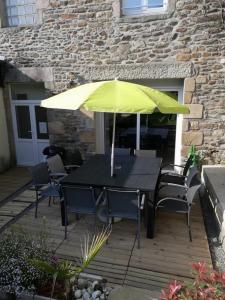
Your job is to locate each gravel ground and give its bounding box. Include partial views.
[200,192,225,272]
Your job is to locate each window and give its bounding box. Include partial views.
[122,0,167,15]
[6,0,37,27]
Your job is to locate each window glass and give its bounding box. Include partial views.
[15,106,32,139]
[6,0,37,26]
[105,113,137,153]
[35,106,49,140]
[148,0,164,8]
[122,0,166,15]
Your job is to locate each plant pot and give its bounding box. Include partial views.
[20,295,57,300]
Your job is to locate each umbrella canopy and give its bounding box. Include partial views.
[41,80,189,176]
[41,80,189,114]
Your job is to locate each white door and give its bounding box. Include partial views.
[12,101,49,166]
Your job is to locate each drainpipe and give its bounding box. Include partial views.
[0,56,6,87]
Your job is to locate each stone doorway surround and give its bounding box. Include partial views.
[76,62,200,160]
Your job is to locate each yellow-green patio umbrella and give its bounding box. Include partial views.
[41,80,189,176]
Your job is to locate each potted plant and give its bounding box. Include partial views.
[161,262,225,300]
[0,223,111,300]
[30,226,111,300]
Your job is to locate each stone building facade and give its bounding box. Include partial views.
[0,0,225,167]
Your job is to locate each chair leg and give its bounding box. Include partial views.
[64,203,68,240]
[48,197,51,207]
[35,190,38,218]
[137,210,141,249]
[93,214,97,233]
[187,212,192,242]
[106,211,110,245]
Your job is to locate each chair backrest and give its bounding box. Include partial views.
[105,188,140,220]
[47,154,66,174]
[114,148,131,156]
[185,166,199,187]
[30,163,50,186]
[64,149,83,166]
[183,156,194,176]
[186,184,201,204]
[135,149,156,158]
[63,185,96,214]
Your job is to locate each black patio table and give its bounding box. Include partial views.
[61,154,162,238]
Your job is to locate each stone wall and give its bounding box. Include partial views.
[0,0,224,162]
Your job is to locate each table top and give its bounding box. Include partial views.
[61,154,162,192]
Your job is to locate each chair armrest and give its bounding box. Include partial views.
[96,191,104,206]
[161,163,185,170]
[159,183,188,191]
[140,194,145,210]
[65,164,81,169]
[160,171,184,177]
[50,172,67,178]
[156,197,189,208]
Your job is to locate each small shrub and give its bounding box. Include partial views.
[30,226,111,300]
[0,223,50,297]
[161,262,225,300]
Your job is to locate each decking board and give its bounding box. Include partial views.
[0,188,212,296]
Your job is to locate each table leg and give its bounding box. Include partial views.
[60,200,68,226]
[146,192,155,239]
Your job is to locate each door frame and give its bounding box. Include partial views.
[11,98,49,166]
[95,82,184,165]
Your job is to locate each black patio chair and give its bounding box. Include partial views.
[30,162,61,218]
[158,166,200,199]
[63,149,83,167]
[160,156,194,185]
[47,154,81,181]
[62,185,103,239]
[104,187,145,249]
[155,184,201,241]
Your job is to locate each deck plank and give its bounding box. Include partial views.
[0,191,212,294]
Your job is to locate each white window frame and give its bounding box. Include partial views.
[5,0,37,27]
[96,81,184,166]
[122,0,168,16]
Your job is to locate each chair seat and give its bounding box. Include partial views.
[158,185,186,199]
[157,200,188,213]
[41,185,60,198]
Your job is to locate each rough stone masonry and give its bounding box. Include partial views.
[0,0,224,163]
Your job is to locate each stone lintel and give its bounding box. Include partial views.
[5,67,54,83]
[80,62,193,81]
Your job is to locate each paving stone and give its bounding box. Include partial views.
[108,286,159,300]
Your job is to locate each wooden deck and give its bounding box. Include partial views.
[0,167,31,203]
[8,189,212,295]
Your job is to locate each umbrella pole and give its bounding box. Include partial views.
[111,113,116,177]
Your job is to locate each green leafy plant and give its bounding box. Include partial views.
[30,226,111,299]
[161,262,225,300]
[188,145,205,170]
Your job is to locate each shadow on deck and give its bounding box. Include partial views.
[10,189,211,294]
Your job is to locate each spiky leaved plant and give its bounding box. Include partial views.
[31,225,111,300]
